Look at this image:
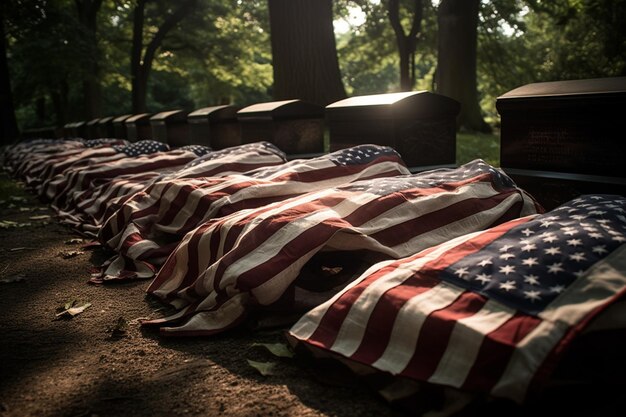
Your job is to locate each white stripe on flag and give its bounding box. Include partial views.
[428,299,515,388]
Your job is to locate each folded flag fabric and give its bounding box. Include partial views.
[96,145,410,282]
[55,143,287,236]
[288,194,626,403]
[145,159,541,336]
[4,139,89,179]
[163,142,287,180]
[38,140,172,204]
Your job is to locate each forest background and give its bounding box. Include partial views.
[1,0,625,145]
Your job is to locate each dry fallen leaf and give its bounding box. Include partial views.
[246,359,277,376]
[251,342,294,358]
[29,215,51,220]
[56,300,91,318]
[108,317,129,338]
[59,250,84,259]
[65,238,85,245]
[0,220,18,229]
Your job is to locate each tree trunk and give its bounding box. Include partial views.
[435,0,490,132]
[131,0,146,113]
[131,0,196,113]
[268,0,346,105]
[0,7,19,144]
[51,79,69,127]
[75,0,103,119]
[387,0,423,91]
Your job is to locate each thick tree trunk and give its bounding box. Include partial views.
[268,0,346,105]
[0,8,19,144]
[435,0,490,132]
[75,0,103,119]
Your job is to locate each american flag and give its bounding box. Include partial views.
[95,145,410,282]
[4,139,89,180]
[55,143,288,235]
[288,194,626,403]
[4,139,128,180]
[143,159,541,336]
[39,140,172,205]
[28,141,133,190]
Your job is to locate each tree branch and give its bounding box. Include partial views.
[141,0,197,74]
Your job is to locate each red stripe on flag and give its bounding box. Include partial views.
[401,291,488,381]
[461,313,542,393]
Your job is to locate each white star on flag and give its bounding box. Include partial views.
[545,247,561,256]
[569,252,586,262]
[499,265,516,275]
[499,280,516,292]
[548,262,564,274]
[524,290,542,302]
[522,257,539,267]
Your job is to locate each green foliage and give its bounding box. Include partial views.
[147,70,195,111]
[4,0,625,130]
[456,131,500,167]
[476,0,626,126]
[334,0,438,95]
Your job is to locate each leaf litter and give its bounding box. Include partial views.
[58,250,85,259]
[251,342,294,358]
[246,359,278,376]
[55,299,92,318]
[107,317,129,338]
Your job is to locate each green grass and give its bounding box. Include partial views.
[457,131,500,167]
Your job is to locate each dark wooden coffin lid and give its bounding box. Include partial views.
[497,77,626,111]
[326,91,460,120]
[237,99,324,121]
[97,116,115,125]
[188,105,240,123]
[125,113,152,125]
[113,114,133,124]
[150,109,188,124]
[86,117,101,127]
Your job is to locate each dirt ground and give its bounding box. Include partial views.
[0,176,407,417]
[3,173,626,417]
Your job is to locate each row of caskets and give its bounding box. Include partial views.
[21,77,626,209]
[31,91,461,169]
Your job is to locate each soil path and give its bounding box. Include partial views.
[0,177,400,417]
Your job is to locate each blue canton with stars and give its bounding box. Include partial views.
[341,159,512,196]
[243,144,402,180]
[328,144,401,166]
[113,140,170,157]
[439,195,626,316]
[178,145,212,157]
[181,142,286,169]
[84,138,128,148]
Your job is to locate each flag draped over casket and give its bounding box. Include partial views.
[55,143,287,235]
[144,159,541,336]
[96,145,410,282]
[288,194,626,403]
[23,139,131,188]
[4,139,117,181]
